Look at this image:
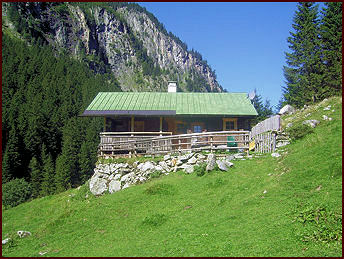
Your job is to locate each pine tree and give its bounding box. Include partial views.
[283,2,323,107]
[28,156,41,198]
[251,91,274,125]
[40,144,56,196]
[320,2,342,96]
[55,153,71,193]
[2,126,22,183]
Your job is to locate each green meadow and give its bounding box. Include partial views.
[2,97,342,257]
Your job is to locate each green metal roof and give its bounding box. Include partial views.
[82,92,258,116]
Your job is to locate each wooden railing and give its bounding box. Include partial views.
[251,115,280,138]
[99,131,250,156]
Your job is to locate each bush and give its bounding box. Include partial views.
[2,178,32,209]
[194,163,207,177]
[287,124,314,141]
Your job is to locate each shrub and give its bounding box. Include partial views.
[287,124,314,141]
[2,178,32,209]
[194,163,207,177]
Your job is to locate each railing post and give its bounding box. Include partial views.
[210,136,213,153]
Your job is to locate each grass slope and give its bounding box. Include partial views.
[2,97,342,257]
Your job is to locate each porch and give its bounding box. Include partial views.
[98,130,251,157]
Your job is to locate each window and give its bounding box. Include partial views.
[193,125,202,133]
[223,118,237,131]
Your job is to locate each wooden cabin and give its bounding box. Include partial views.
[81,91,258,155]
[81,92,258,134]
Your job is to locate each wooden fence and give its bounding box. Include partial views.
[250,115,280,153]
[99,131,250,157]
[250,115,280,138]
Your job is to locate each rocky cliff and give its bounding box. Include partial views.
[2,2,223,92]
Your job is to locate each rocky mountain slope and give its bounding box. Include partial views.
[2,2,223,92]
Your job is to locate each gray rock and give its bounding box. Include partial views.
[119,168,131,175]
[323,105,331,111]
[17,231,31,238]
[271,153,281,158]
[163,154,171,161]
[114,173,121,180]
[197,154,206,160]
[206,153,216,171]
[225,155,235,161]
[138,176,146,182]
[108,180,121,193]
[216,160,229,171]
[121,172,135,182]
[89,175,108,195]
[234,154,244,159]
[140,161,155,172]
[276,141,290,148]
[158,161,171,172]
[122,182,130,189]
[303,119,320,128]
[184,165,194,174]
[223,161,234,168]
[176,160,183,166]
[187,156,198,165]
[305,113,311,117]
[179,153,194,163]
[2,238,11,245]
[286,123,293,129]
[279,104,296,115]
[322,115,329,120]
[154,165,163,171]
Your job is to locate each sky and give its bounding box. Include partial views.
[137,2,325,109]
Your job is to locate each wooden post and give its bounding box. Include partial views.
[159,117,163,136]
[131,116,134,136]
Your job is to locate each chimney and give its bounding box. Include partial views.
[167,81,177,92]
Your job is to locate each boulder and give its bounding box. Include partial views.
[271,153,281,158]
[279,104,296,115]
[302,119,320,128]
[225,155,235,161]
[17,231,31,238]
[108,180,121,193]
[216,160,229,171]
[206,153,216,171]
[140,161,155,172]
[89,175,108,195]
[159,161,171,172]
[179,153,194,162]
[184,165,194,174]
[2,238,11,245]
[223,161,234,168]
[323,105,331,111]
[122,183,130,189]
[114,174,121,180]
[154,165,163,172]
[197,154,206,160]
[121,172,135,182]
[163,154,171,161]
[187,156,198,165]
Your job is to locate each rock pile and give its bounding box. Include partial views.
[89,152,241,196]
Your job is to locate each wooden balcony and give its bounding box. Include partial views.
[98,131,251,157]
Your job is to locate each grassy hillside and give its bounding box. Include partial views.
[2,97,342,257]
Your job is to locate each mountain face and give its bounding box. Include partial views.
[2,2,223,92]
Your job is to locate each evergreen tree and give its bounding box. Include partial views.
[251,91,274,125]
[28,156,41,198]
[55,154,71,193]
[40,145,56,196]
[320,2,342,96]
[2,126,22,183]
[283,2,323,107]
